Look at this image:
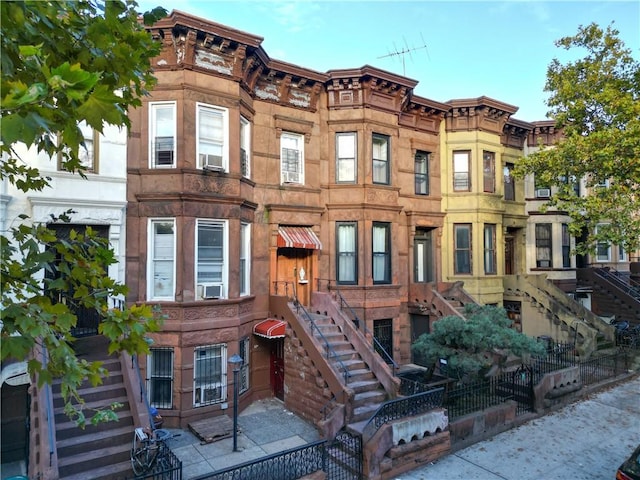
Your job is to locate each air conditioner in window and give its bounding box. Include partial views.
[535,188,551,198]
[200,154,223,170]
[197,284,223,299]
[195,385,221,404]
[281,171,300,184]
[156,150,174,166]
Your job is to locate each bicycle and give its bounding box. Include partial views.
[130,427,174,476]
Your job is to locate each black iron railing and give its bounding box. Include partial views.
[192,440,325,480]
[293,301,351,384]
[130,441,182,480]
[594,267,640,300]
[361,387,444,439]
[327,281,399,374]
[579,350,630,385]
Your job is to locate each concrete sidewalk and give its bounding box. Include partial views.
[166,399,321,479]
[397,375,640,480]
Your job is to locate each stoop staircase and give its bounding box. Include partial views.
[308,312,388,423]
[53,336,134,480]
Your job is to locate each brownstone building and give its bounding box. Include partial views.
[125,11,453,427]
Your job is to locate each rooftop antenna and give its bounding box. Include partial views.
[378,34,430,76]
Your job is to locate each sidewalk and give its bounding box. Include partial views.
[167,398,321,479]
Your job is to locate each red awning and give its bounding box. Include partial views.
[277,226,322,250]
[253,319,287,339]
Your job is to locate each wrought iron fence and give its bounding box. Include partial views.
[362,387,444,439]
[192,440,326,480]
[131,441,182,480]
[579,350,631,386]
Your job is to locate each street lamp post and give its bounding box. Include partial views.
[228,353,243,452]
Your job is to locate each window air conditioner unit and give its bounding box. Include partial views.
[156,150,173,166]
[197,284,223,299]
[200,154,223,170]
[281,171,300,184]
[536,188,551,198]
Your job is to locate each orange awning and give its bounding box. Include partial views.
[277,226,322,250]
[253,319,287,339]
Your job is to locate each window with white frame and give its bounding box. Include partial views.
[336,132,357,183]
[280,132,304,184]
[619,244,627,262]
[372,222,391,284]
[535,223,552,268]
[196,220,227,300]
[197,103,228,171]
[239,338,250,394]
[57,121,99,173]
[484,224,496,274]
[595,224,611,262]
[150,102,176,168]
[240,116,250,178]
[454,224,472,274]
[240,222,251,296]
[562,224,571,268]
[194,344,227,407]
[453,151,470,191]
[148,347,173,409]
[372,133,390,185]
[415,151,429,195]
[336,222,357,284]
[149,219,176,300]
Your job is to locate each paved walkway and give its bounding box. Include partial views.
[166,398,321,479]
[397,375,640,479]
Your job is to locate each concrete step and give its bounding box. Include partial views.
[57,425,132,458]
[341,359,367,371]
[349,379,380,394]
[352,403,381,423]
[60,459,133,480]
[58,441,131,478]
[325,340,354,352]
[54,395,130,423]
[348,368,375,383]
[353,389,386,408]
[53,382,127,408]
[56,410,134,440]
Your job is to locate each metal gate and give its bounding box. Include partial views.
[373,319,393,365]
[496,364,534,416]
[324,430,362,480]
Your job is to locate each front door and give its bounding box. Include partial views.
[276,248,311,306]
[414,229,435,283]
[270,339,285,400]
[505,235,515,275]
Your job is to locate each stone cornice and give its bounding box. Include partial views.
[502,117,534,149]
[528,120,563,147]
[445,96,519,135]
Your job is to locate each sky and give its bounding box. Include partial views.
[136,1,640,122]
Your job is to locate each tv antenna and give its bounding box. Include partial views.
[378,33,430,76]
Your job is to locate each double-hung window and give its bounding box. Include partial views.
[336,222,357,284]
[535,223,552,268]
[149,219,176,300]
[196,220,227,300]
[240,116,251,178]
[57,121,99,173]
[595,224,610,262]
[619,244,627,262]
[148,347,173,409]
[150,102,176,168]
[562,224,571,268]
[240,222,251,296]
[336,132,357,183]
[504,163,515,200]
[281,132,304,184]
[484,224,496,274]
[197,103,228,171]
[453,151,470,191]
[454,224,472,274]
[415,151,429,195]
[372,222,391,284]
[194,344,227,407]
[372,133,390,185]
[483,151,495,193]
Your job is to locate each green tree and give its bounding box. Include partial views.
[515,23,640,256]
[411,305,546,381]
[1,1,166,426]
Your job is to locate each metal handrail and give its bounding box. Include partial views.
[293,301,351,384]
[132,353,156,432]
[331,282,399,375]
[361,387,444,440]
[595,268,640,300]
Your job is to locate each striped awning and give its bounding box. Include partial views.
[253,319,287,339]
[277,226,322,250]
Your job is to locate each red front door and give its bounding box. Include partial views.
[271,339,284,400]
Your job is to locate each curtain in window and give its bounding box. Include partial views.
[199,108,223,158]
[152,221,174,298]
[337,224,356,283]
[373,225,388,282]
